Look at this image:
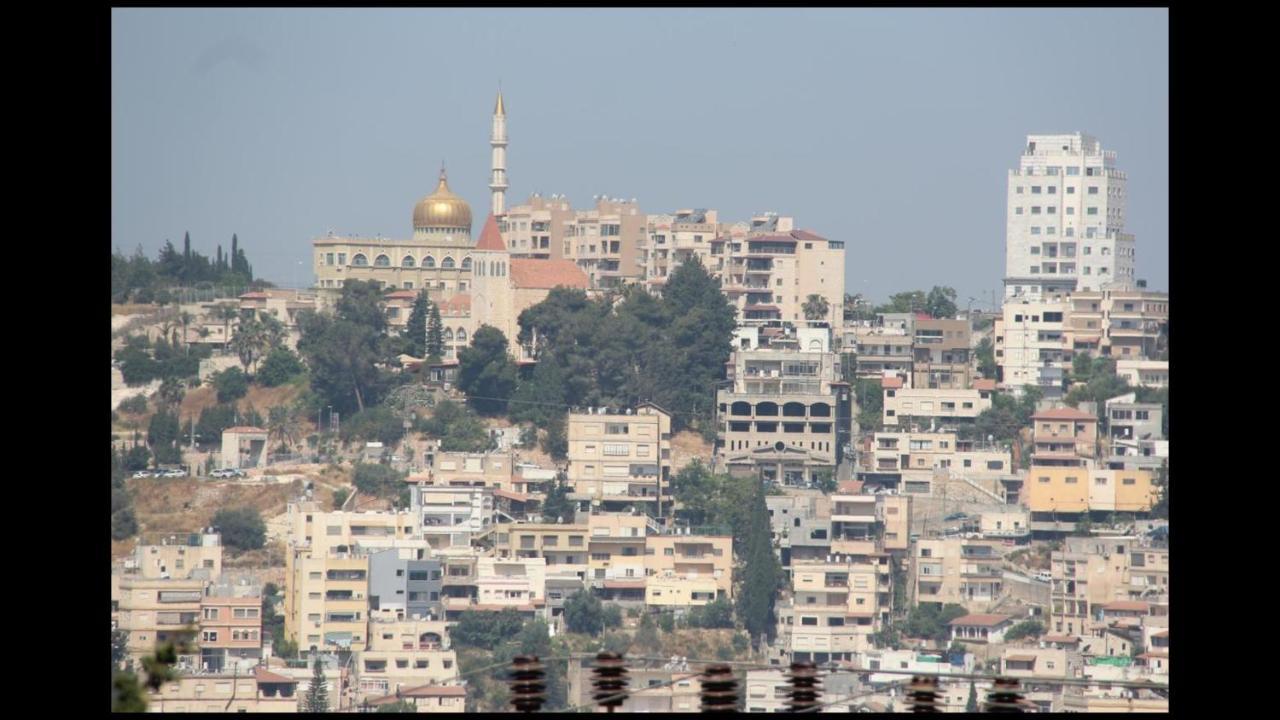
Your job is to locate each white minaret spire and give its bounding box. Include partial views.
[490,86,508,216]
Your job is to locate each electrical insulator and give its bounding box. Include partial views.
[784,661,821,713]
[700,663,739,713]
[508,654,546,713]
[984,677,1026,713]
[591,651,629,713]
[907,675,942,713]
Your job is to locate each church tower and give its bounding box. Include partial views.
[490,89,508,216]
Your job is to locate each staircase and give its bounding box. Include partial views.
[945,470,1005,504]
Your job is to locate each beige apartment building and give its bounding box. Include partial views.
[643,533,734,607]
[1050,536,1169,638]
[128,532,223,580]
[1066,289,1168,359]
[566,404,672,517]
[849,326,914,380]
[145,667,300,713]
[1115,359,1168,388]
[117,576,205,662]
[645,209,723,282]
[912,318,972,389]
[494,522,591,581]
[471,556,547,616]
[586,513,650,600]
[881,377,994,427]
[777,555,888,663]
[1025,466,1157,516]
[356,617,457,700]
[913,538,1006,612]
[1030,407,1099,466]
[285,551,371,653]
[500,193,577,260]
[717,334,852,486]
[198,584,262,672]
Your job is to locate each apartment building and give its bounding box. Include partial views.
[1115,359,1168,388]
[471,556,547,617]
[356,617,457,700]
[949,614,1014,644]
[777,555,888,663]
[1030,407,1099,466]
[586,513,650,602]
[368,547,444,622]
[499,193,577,260]
[912,318,971,389]
[717,335,852,486]
[566,404,672,518]
[644,209,722,284]
[1025,466,1157,521]
[236,289,317,348]
[849,327,914,380]
[416,448,515,489]
[1104,393,1164,464]
[644,533,734,607]
[994,298,1072,398]
[410,485,495,549]
[881,377,994,427]
[769,491,910,576]
[198,579,263,672]
[1049,536,1169,638]
[1004,133,1136,300]
[1000,646,1074,680]
[726,229,845,327]
[128,532,223,580]
[116,577,205,662]
[494,521,591,582]
[913,539,1005,612]
[1066,289,1168,359]
[561,197,647,289]
[144,668,300,713]
[287,503,421,557]
[285,550,371,653]
[363,684,467,712]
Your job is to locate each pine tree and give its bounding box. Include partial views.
[303,657,330,712]
[966,681,978,712]
[404,291,430,358]
[426,303,445,361]
[231,234,239,272]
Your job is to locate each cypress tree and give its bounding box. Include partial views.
[404,290,430,358]
[426,302,445,362]
[183,231,191,261]
[966,681,978,712]
[303,658,329,712]
[736,482,781,645]
[231,234,239,271]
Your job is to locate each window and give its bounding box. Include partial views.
[1087,207,1098,215]
[1067,167,1080,176]
[1015,186,1023,194]
[1047,206,1056,214]
[203,608,219,620]
[1088,186,1099,195]
[800,617,818,626]
[202,631,218,642]
[326,253,335,266]
[1047,186,1057,194]
[1031,206,1041,215]
[352,254,368,267]
[1122,478,1136,485]
[1015,207,1023,215]
[233,608,259,619]
[605,423,629,435]
[603,443,629,456]
[402,255,416,267]
[1030,227,1041,235]
[1031,186,1042,194]
[423,255,436,268]
[441,257,456,269]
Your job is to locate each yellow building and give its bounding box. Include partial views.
[145,668,300,713]
[913,538,1005,612]
[117,577,205,662]
[494,522,590,581]
[778,557,884,662]
[285,551,371,653]
[1025,467,1157,514]
[567,403,672,516]
[129,533,223,580]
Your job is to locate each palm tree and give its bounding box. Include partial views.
[179,311,194,355]
[802,294,830,324]
[216,303,240,351]
[267,405,299,451]
[158,377,186,411]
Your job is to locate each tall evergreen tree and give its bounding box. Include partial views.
[966,681,978,712]
[231,234,239,272]
[426,303,445,361]
[303,658,330,712]
[404,291,430,358]
[736,482,782,645]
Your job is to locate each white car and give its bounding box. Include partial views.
[131,470,153,479]
[1033,571,1052,583]
[161,469,186,478]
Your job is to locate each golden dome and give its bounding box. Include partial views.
[413,168,472,232]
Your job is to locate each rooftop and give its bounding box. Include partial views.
[948,614,1012,627]
[509,258,589,290]
[1032,407,1097,421]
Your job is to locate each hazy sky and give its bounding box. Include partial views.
[112,8,1168,304]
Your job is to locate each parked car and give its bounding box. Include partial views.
[210,469,233,479]
[131,470,153,479]
[160,469,186,478]
[1033,571,1052,583]
[943,512,968,522]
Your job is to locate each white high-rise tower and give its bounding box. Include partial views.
[1003,133,1135,300]
[490,89,508,216]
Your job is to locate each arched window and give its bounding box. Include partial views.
[456,328,467,343]
[443,328,454,342]
[731,401,752,417]
[422,255,436,269]
[402,255,416,268]
[442,257,456,269]
[352,254,368,267]
[783,402,807,418]
[756,401,779,417]
[461,257,473,270]
[374,254,390,267]
[809,402,832,418]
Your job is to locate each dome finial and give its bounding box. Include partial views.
[495,85,505,116]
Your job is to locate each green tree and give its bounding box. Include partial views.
[404,290,431,359]
[541,413,568,461]
[802,293,831,323]
[687,598,735,629]
[456,325,519,416]
[975,337,997,379]
[450,609,526,648]
[119,394,150,415]
[211,507,266,551]
[563,590,607,636]
[267,405,301,451]
[855,378,884,432]
[633,613,661,653]
[214,367,250,403]
[231,314,268,373]
[257,346,305,387]
[426,302,445,362]
[1151,460,1169,519]
[296,280,395,414]
[341,406,407,446]
[352,463,404,499]
[158,376,186,410]
[302,658,330,712]
[332,488,350,511]
[112,507,139,540]
[376,700,417,712]
[509,358,567,426]
[966,681,978,712]
[112,670,148,712]
[1004,620,1046,642]
[736,483,781,644]
[879,290,927,315]
[416,399,492,452]
[540,472,575,523]
[147,409,182,466]
[925,286,958,319]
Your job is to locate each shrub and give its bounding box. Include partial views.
[119,395,149,415]
[257,346,305,387]
[211,507,266,551]
[352,463,404,499]
[214,367,250,403]
[341,406,406,446]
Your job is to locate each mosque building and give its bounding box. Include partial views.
[311,90,588,359]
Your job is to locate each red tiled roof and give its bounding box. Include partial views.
[881,377,904,389]
[493,489,531,502]
[1032,407,1097,421]
[224,426,267,434]
[837,480,864,494]
[509,259,589,290]
[440,293,471,313]
[254,667,296,684]
[949,614,1012,627]
[1102,601,1151,612]
[792,229,829,243]
[973,379,997,391]
[1041,634,1080,644]
[475,213,506,252]
[384,290,417,300]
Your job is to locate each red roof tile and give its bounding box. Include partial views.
[475,213,506,252]
[253,667,296,684]
[509,259,589,290]
[837,480,864,494]
[973,379,997,391]
[881,377,904,389]
[440,293,471,313]
[493,489,531,502]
